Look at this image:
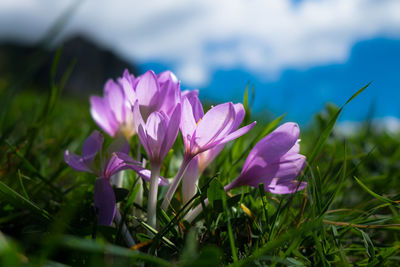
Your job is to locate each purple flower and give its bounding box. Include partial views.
[162,93,255,210]
[125,70,181,120]
[64,131,167,225]
[133,98,181,228]
[90,70,181,139]
[225,123,307,194]
[90,78,135,139]
[133,101,182,165]
[180,94,255,157]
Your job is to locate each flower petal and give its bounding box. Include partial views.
[82,130,104,163]
[64,150,92,173]
[133,101,145,134]
[182,90,204,121]
[135,71,160,118]
[104,80,125,123]
[198,144,224,173]
[158,71,181,116]
[232,103,245,130]
[94,178,116,225]
[145,112,168,162]
[118,69,136,106]
[90,96,118,137]
[243,122,299,172]
[201,121,256,154]
[180,97,197,148]
[267,179,307,194]
[160,104,181,161]
[182,157,200,204]
[114,153,169,186]
[193,102,235,149]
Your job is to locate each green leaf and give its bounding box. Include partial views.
[358,229,376,259]
[0,181,52,222]
[353,176,394,204]
[243,84,249,111]
[207,179,225,208]
[59,235,170,266]
[180,228,199,266]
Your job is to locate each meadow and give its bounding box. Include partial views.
[1,54,400,267]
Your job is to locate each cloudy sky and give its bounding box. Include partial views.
[1,0,400,123]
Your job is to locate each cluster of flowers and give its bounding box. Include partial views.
[64,70,306,229]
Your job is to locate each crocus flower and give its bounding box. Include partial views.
[91,70,181,139]
[224,122,307,193]
[161,93,256,210]
[184,122,306,223]
[181,96,254,157]
[64,131,168,225]
[133,100,182,227]
[133,101,182,165]
[181,96,246,204]
[120,70,181,120]
[90,78,135,139]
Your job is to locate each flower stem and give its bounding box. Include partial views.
[147,163,161,229]
[183,198,209,223]
[115,208,135,248]
[161,155,192,211]
[111,171,124,188]
[184,182,236,223]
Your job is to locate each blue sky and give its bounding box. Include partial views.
[143,37,400,124]
[1,0,400,124]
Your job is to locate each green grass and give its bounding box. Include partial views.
[1,69,400,266]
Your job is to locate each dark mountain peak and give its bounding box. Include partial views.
[0,34,138,95]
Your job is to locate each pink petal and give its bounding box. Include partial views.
[160,105,181,161]
[135,71,160,119]
[180,97,197,148]
[182,157,200,204]
[193,102,235,149]
[104,80,125,123]
[182,90,203,121]
[90,96,118,137]
[200,121,256,153]
[232,103,245,130]
[267,179,307,194]
[145,112,168,162]
[198,144,224,173]
[243,122,299,171]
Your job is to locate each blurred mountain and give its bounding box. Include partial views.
[0,35,138,95]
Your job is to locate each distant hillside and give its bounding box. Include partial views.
[0,35,138,95]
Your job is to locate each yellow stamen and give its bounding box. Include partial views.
[196,118,202,127]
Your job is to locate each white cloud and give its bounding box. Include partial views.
[1,0,399,86]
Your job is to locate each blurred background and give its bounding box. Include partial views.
[1,0,399,125]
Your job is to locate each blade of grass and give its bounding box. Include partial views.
[59,235,170,267]
[0,181,52,222]
[308,82,371,164]
[353,176,394,204]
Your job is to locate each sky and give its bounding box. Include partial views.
[1,0,400,124]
